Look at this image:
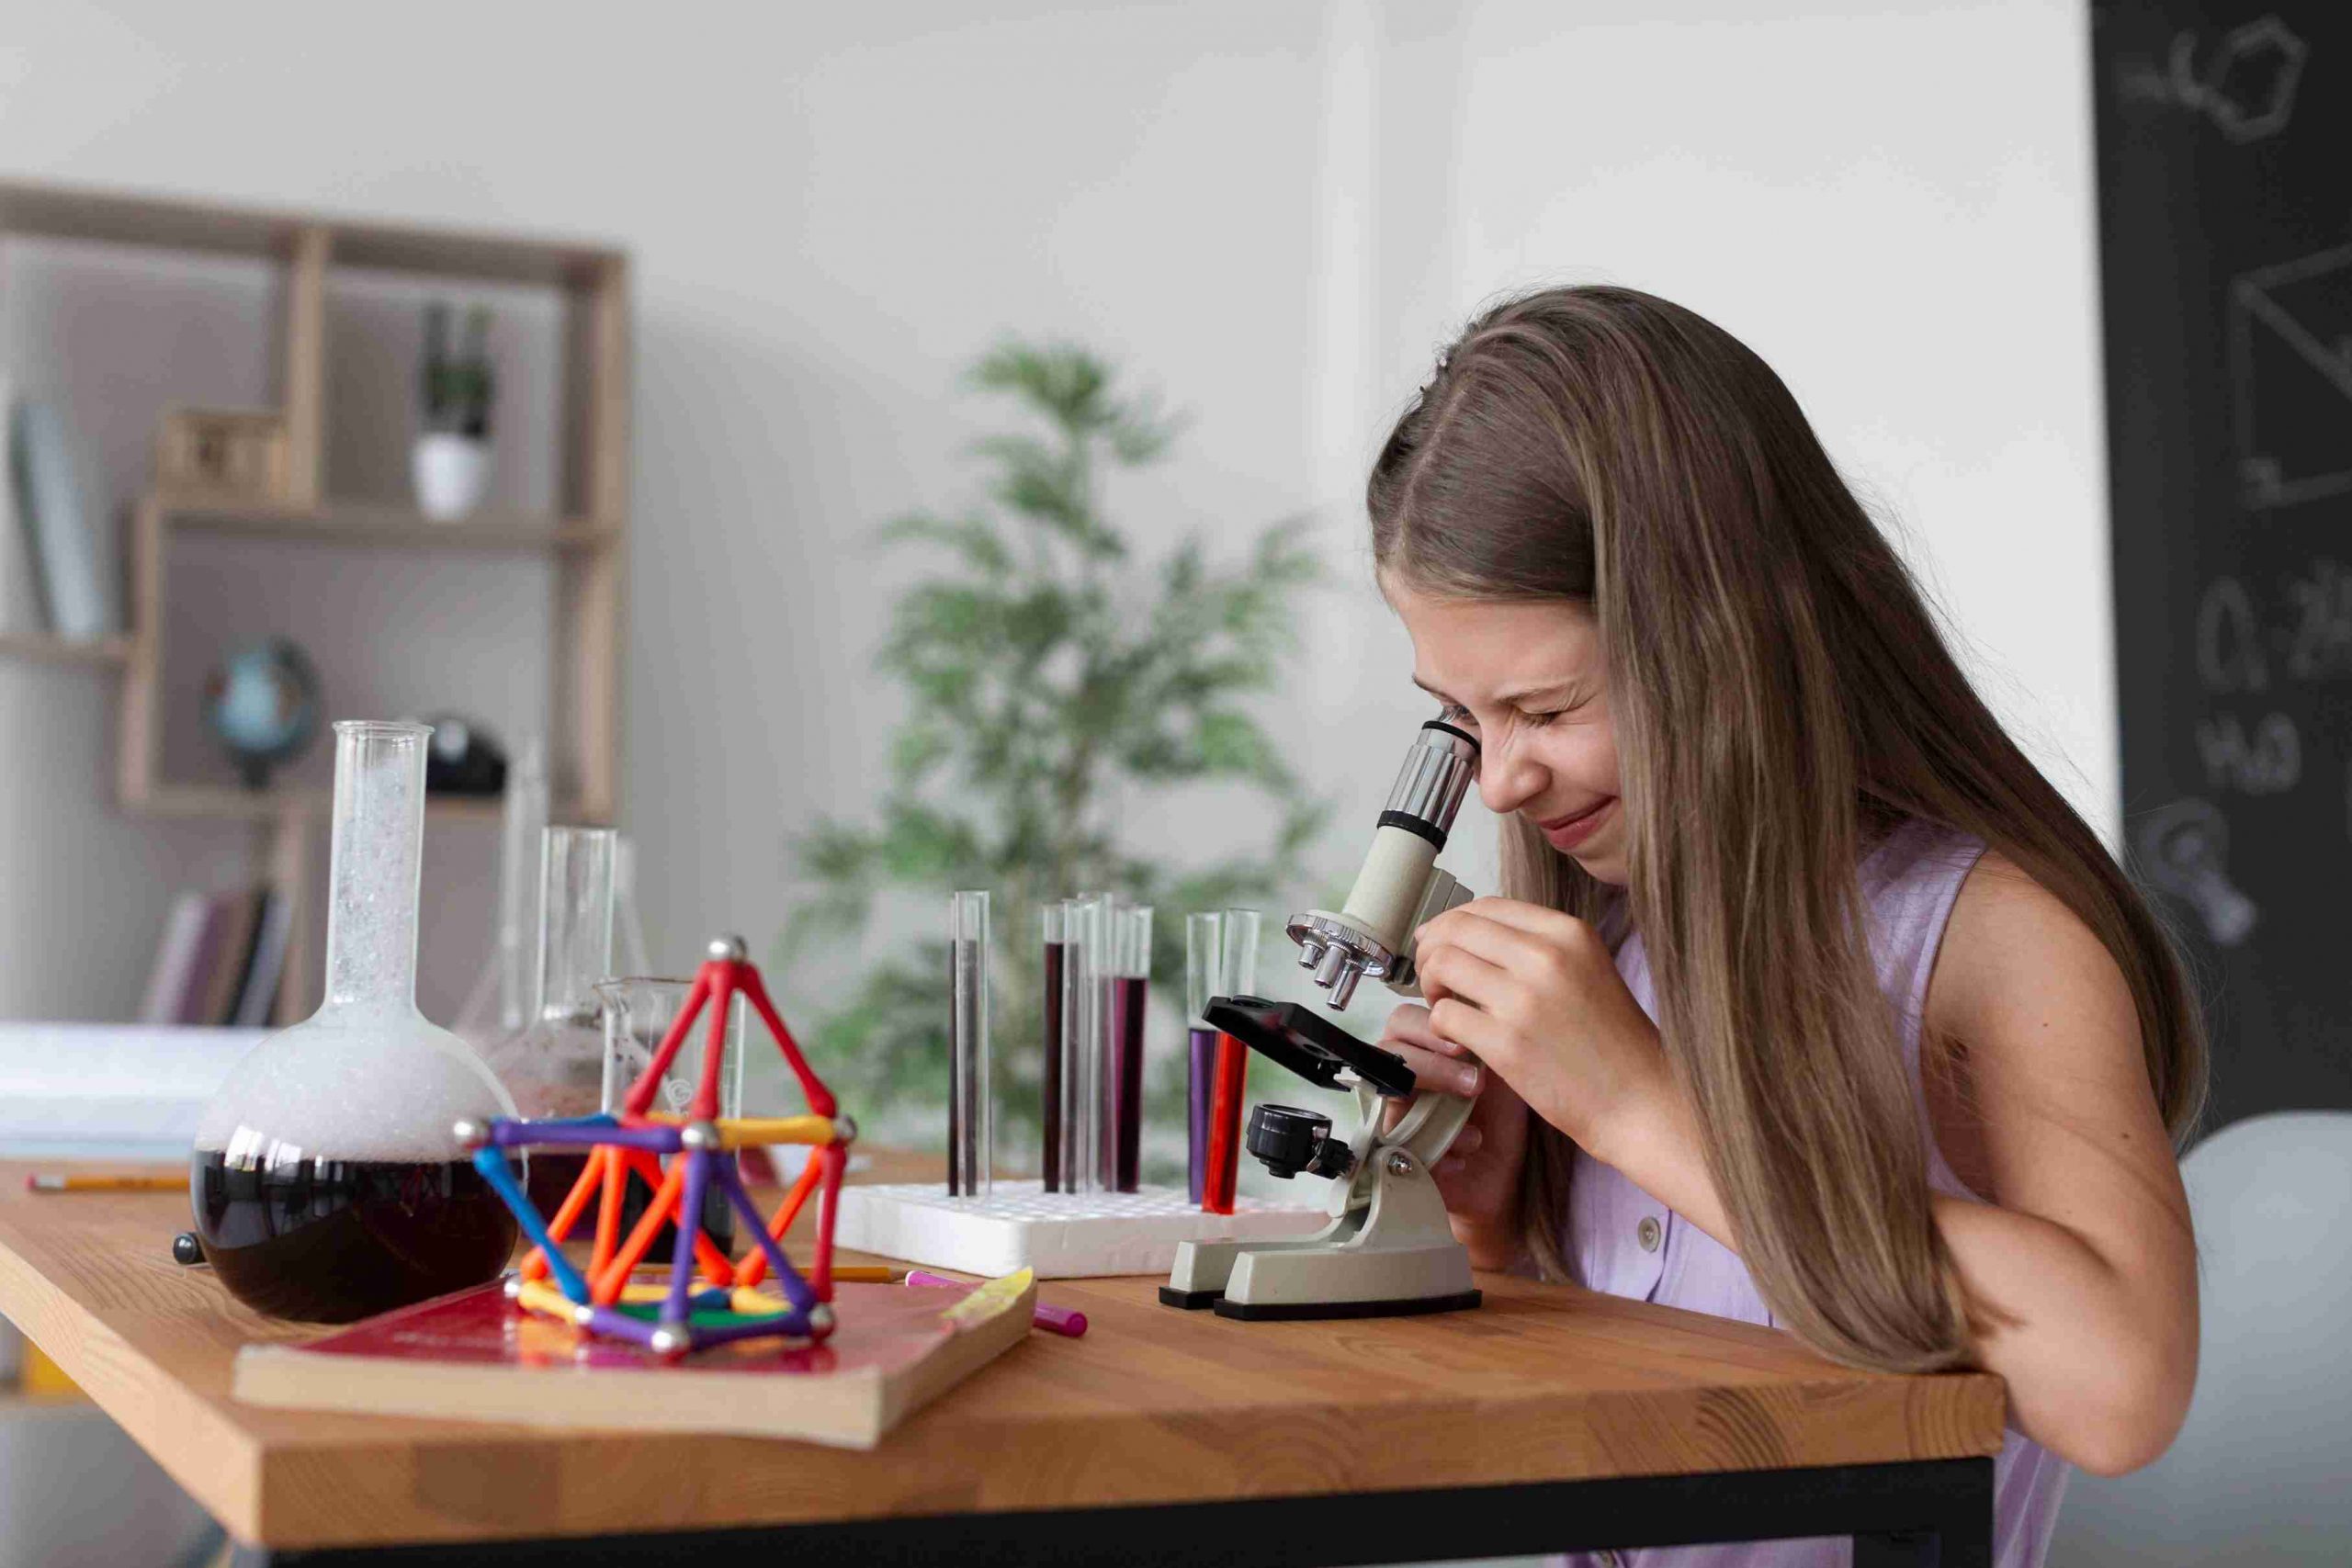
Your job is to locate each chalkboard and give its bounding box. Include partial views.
[2093,1,2351,1131]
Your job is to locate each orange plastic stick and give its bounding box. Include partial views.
[521,1145,610,1283]
[734,1152,826,1289]
[594,1156,686,1304]
[590,1142,628,1275]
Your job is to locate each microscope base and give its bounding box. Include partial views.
[1211,1288,1481,1321]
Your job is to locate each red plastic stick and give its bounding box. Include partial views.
[621,968,713,1118]
[738,965,838,1117]
[808,1141,848,1301]
[1202,1032,1247,1214]
[733,1152,827,1289]
[689,966,736,1120]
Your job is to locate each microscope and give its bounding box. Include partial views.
[1162,716,1485,1319]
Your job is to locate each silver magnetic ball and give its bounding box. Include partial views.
[831,1114,859,1144]
[572,1304,597,1328]
[807,1303,835,1335]
[707,933,749,963]
[502,1275,525,1300]
[649,1326,687,1357]
[452,1119,489,1150]
[681,1121,720,1151]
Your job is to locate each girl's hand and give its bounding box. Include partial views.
[1411,897,1668,1161]
[1377,1002,1532,1269]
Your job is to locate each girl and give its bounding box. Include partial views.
[1367,287,2201,1568]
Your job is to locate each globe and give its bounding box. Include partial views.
[202,637,322,789]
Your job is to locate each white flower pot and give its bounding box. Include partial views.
[412,434,492,521]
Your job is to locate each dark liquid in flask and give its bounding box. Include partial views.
[524,1148,591,1216]
[615,1161,739,1259]
[191,1148,518,1323]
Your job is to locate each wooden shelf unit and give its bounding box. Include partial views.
[0,177,629,1021]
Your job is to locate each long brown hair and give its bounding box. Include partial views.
[1367,285,2204,1372]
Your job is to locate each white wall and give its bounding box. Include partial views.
[0,0,2111,1021]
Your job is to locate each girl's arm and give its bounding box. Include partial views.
[1414,878,2199,1477]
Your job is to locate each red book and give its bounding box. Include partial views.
[233,1273,1038,1448]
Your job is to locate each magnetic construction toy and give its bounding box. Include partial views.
[456,935,854,1359]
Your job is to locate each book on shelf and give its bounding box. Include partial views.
[198,886,265,1027]
[232,889,291,1028]
[9,396,119,643]
[141,884,289,1029]
[138,892,210,1026]
[234,1273,1041,1448]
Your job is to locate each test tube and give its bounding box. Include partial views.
[1040,903,1068,1193]
[1107,905,1153,1192]
[1092,891,1125,1190]
[1202,907,1262,1214]
[948,891,991,1199]
[1057,894,1105,1195]
[1184,912,1224,1204]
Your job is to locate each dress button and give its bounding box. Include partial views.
[1636,1215,1662,1253]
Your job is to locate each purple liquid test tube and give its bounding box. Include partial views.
[1183,912,1223,1206]
[1107,905,1152,1193]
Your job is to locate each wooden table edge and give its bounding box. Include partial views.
[0,1174,2009,1552]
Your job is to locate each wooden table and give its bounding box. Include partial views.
[0,1163,2004,1565]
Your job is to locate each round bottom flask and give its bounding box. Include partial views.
[191,721,517,1323]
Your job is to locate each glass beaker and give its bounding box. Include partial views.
[480,826,616,1213]
[597,977,744,1253]
[190,721,519,1323]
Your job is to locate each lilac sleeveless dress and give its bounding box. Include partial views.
[1557,819,2070,1568]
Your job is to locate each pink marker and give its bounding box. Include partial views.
[904,1269,1088,1337]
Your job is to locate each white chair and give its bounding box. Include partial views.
[2052,1110,2352,1564]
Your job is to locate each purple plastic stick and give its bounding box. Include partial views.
[582,1304,659,1347]
[710,1157,815,1314]
[494,1121,682,1153]
[690,1310,813,1349]
[664,1147,711,1325]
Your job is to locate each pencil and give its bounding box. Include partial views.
[26,1173,187,1194]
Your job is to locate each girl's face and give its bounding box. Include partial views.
[1385,582,1628,886]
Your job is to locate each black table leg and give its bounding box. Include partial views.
[226,1455,1996,1566]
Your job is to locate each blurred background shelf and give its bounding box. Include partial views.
[0,175,629,1024]
[125,784,600,825]
[156,495,617,552]
[0,634,130,667]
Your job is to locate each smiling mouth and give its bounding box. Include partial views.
[1538,800,1611,830]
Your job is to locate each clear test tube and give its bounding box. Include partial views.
[948,891,991,1198]
[1220,907,1263,998]
[1040,902,1069,1192]
[1057,894,1104,1195]
[1107,905,1153,1192]
[1183,912,1224,1205]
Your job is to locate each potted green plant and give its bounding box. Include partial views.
[413,302,495,521]
[779,342,1329,1163]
